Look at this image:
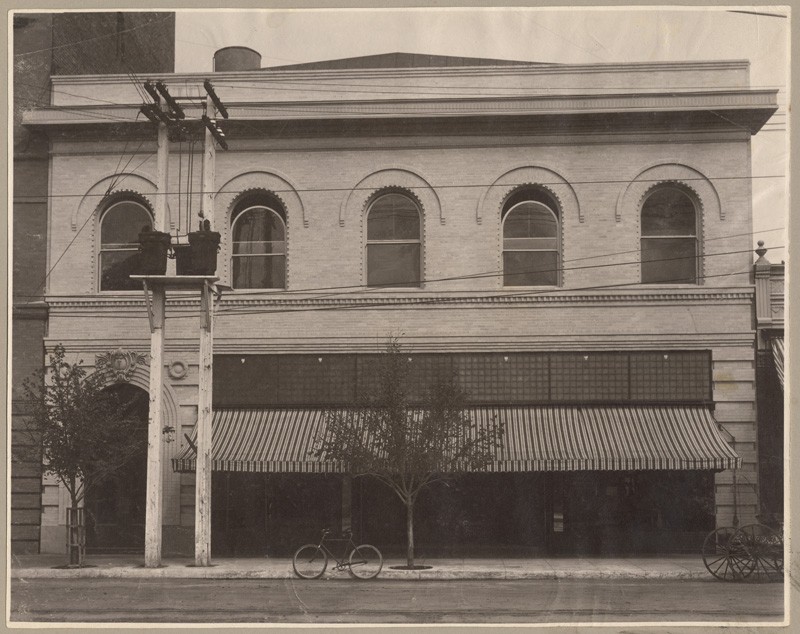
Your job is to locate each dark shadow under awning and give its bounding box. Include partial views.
[172,405,740,474]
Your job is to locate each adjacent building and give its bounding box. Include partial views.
[11,11,175,554]
[21,48,778,556]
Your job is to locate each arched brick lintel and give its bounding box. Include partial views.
[477,166,581,224]
[340,167,442,226]
[615,162,722,222]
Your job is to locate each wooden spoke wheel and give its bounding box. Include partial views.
[732,524,784,582]
[702,526,755,582]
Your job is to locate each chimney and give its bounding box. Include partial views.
[213,46,261,72]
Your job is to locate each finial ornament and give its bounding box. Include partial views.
[755,240,770,264]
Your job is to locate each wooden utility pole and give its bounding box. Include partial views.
[194,93,217,566]
[144,119,169,568]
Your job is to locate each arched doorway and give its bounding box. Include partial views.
[84,383,149,552]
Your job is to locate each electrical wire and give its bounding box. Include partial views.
[11,171,789,201]
[45,267,767,321]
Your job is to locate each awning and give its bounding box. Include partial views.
[172,405,740,474]
[771,336,785,390]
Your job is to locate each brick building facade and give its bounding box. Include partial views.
[21,51,777,556]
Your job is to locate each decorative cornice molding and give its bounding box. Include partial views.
[25,90,778,128]
[50,59,754,86]
[48,288,754,312]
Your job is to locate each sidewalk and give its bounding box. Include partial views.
[9,553,709,581]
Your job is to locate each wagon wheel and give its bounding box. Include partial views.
[732,524,783,582]
[701,526,755,581]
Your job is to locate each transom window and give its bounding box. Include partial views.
[366,192,421,287]
[231,204,286,289]
[641,186,698,284]
[99,199,153,291]
[502,190,560,286]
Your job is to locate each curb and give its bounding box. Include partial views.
[10,567,708,581]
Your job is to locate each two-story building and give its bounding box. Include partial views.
[22,49,778,557]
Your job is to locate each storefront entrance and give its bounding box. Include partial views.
[84,384,149,552]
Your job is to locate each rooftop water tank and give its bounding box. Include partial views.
[213,46,262,72]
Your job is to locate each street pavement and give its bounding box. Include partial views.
[10,553,715,580]
[9,577,785,624]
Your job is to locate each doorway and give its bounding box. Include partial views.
[84,383,149,552]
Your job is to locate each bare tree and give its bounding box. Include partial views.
[315,340,504,568]
[22,344,147,566]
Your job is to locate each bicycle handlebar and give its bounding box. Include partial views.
[321,527,352,538]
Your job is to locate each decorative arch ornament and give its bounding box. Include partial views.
[340,166,442,226]
[95,348,148,382]
[216,170,304,227]
[477,165,581,224]
[615,162,721,222]
[73,172,157,230]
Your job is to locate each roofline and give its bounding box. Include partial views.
[49,59,754,86]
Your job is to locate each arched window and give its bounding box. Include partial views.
[99,199,153,291]
[366,192,421,287]
[502,190,560,286]
[231,200,286,290]
[641,186,698,284]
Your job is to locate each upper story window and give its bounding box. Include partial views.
[231,199,286,290]
[641,186,698,284]
[366,192,421,288]
[502,189,560,286]
[99,199,153,291]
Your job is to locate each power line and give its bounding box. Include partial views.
[45,267,764,321]
[11,172,789,201]
[208,237,785,305]
[15,224,783,303]
[35,239,780,313]
[208,244,781,315]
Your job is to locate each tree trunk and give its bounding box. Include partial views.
[405,497,415,568]
[68,489,82,567]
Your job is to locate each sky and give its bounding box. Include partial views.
[174,7,789,263]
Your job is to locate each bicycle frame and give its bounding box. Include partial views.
[314,531,360,571]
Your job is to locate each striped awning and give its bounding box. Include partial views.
[172,405,739,474]
[771,336,785,390]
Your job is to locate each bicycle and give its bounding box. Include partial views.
[292,528,383,580]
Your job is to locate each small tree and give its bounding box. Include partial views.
[22,344,147,566]
[315,340,504,568]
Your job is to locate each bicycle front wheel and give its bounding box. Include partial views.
[348,544,383,579]
[292,544,327,579]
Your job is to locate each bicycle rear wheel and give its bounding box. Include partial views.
[348,544,382,579]
[292,544,327,579]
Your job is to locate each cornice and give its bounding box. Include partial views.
[49,59,752,85]
[42,333,757,355]
[47,287,754,311]
[24,90,777,128]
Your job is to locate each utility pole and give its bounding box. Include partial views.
[143,85,169,569]
[194,80,229,566]
[138,79,228,568]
